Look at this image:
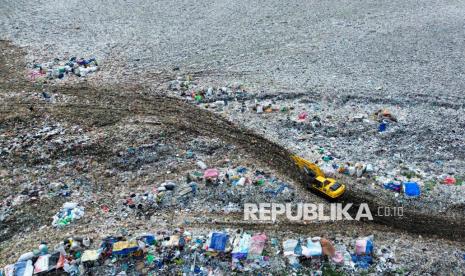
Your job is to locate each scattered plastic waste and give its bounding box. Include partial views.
[208,232,229,252]
[378,121,388,132]
[355,236,374,255]
[1,65,464,275]
[351,254,373,269]
[51,202,85,228]
[204,168,219,179]
[403,182,421,198]
[443,176,456,185]
[28,57,99,82]
[384,181,402,192]
[298,112,308,121]
[302,238,322,257]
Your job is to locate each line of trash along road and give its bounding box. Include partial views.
[3,226,395,276]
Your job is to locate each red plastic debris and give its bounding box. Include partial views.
[443,176,456,185]
[298,112,308,120]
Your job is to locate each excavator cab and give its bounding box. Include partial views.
[291,155,346,199]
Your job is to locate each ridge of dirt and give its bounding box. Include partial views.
[3,87,465,241]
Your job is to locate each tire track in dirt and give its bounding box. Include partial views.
[3,90,465,241]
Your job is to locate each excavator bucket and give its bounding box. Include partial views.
[291,155,324,178]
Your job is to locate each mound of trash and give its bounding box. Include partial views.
[2,229,404,275]
[28,57,99,83]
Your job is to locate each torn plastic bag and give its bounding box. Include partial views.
[355,236,374,255]
[302,239,322,257]
[232,233,251,259]
[247,233,267,259]
[351,254,373,269]
[13,260,33,276]
[33,255,50,274]
[3,264,14,276]
[283,239,298,256]
[81,250,100,262]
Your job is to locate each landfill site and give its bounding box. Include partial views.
[1,0,465,275]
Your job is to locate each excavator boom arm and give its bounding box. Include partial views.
[291,155,324,177]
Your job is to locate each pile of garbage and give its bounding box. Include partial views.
[114,164,296,220]
[2,73,464,274]
[51,202,85,228]
[1,228,398,275]
[169,75,247,104]
[166,77,465,210]
[281,235,392,273]
[28,57,98,82]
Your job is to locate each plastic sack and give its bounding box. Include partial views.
[13,260,33,276]
[248,233,267,259]
[302,239,322,257]
[47,252,64,270]
[282,239,298,256]
[384,182,401,192]
[3,264,14,276]
[81,250,100,262]
[331,251,344,264]
[351,254,373,269]
[112,240,139,255]
[33,255,50,274]
[403,182,420,198]
[204,169,219,179]
[355,236,374,255]
[209,232,229,252]
[232,233,251,259]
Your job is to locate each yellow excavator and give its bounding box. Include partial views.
[291,155,346,199]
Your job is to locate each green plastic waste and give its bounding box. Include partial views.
[146,253,154,264]
[322,156,331,162]
[59,216,72,226]
[174,258,184,265]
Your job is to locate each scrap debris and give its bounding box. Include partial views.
[28,57,99,82]
[1,229,408,275]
